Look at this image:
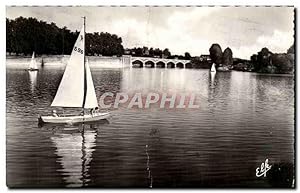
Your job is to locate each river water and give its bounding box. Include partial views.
[6,65,295,188]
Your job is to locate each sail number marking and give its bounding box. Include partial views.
[74,46,83,54]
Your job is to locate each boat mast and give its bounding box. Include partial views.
[83,16,86,75]
[82,16,87,110]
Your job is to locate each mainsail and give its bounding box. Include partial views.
[51,25,98,108]
[29,52,38,69]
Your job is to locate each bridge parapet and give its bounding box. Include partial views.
[130,56,191,68]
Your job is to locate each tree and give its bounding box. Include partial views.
[222,47,233,67]
[149,48,154,57]
[6,16,124,56]
[184,52,191,60]
[209,43,223,66]
[142,46,149,56]
[6,18,14,55]
[133,47,143,56]
[271,53,294,74]
[250,47,293,74]
[287,44,294,54]
[162,48,171,58]
[255,47,272,72]
[250,54,258,68]
[153,48,162,58]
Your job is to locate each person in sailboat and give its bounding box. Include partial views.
[52,110,58,117]
[90,107,99,116]
[90,108,94,116]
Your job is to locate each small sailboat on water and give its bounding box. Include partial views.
[27,51,38,71]
[39,17,110,124]
[210,63,216,72]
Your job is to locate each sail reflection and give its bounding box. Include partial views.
[209,71,216,87]
[121,68,205,94]
[28,70,37,92]
[47,122,107,187]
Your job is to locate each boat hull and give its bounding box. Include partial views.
[27,68,39,71]
[39,112,110,124]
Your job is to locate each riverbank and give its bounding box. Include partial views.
[6,55,130,68]
[6,54,295,75]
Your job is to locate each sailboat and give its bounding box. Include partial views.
[27,51,38,71]
[39,17,110,124]
[210,63,216,72]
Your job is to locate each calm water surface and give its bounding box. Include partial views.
[6,65,294,188]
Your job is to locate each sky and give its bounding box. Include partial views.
[6,6,294,59]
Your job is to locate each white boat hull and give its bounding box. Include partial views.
[39,112,110,124]
[27,68,39,71]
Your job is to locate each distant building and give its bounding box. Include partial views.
[124,49,131,55]
[200,54,211,61]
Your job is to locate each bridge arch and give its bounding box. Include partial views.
[132,60,143,68]
[145,61,155,68]
[156,61,166,68]
[167,62,175,68]
[176,62,184,68]
[185,62,192,68]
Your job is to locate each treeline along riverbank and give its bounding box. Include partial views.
[6,17,124,56]
[191,43,294,74]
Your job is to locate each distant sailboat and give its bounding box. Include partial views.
[28,51,38,71]
[39,17,110,124]
[210,63,216,72]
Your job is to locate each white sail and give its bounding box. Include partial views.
[51,26,98,108]
[29,52,38,69]
[84,59,98,108]
[210,63,216,72]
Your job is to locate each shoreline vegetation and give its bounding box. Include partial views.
[7,17,294,74]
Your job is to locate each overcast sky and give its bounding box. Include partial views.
[6,6,294,59]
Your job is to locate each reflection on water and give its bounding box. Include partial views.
[121,68,205,95]
[51,125,97,187]
[6,66,294,188]
[28,71,37,92]
[209,71,216,87]
[39,120,109,187]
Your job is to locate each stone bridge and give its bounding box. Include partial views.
[129,56,192,68]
